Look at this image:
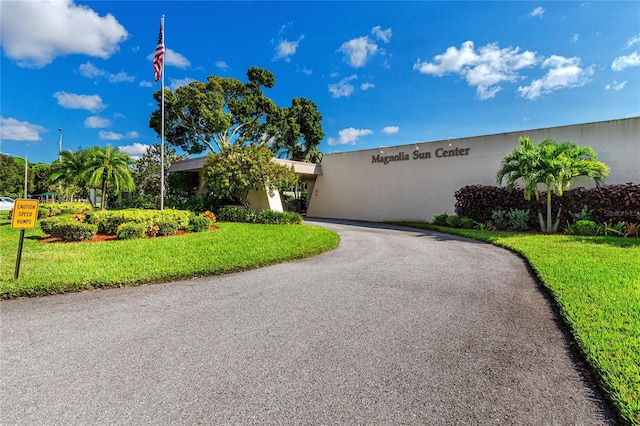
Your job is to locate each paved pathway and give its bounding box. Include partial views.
[1,219,616,424]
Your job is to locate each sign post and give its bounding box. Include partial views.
[11,199,39,279]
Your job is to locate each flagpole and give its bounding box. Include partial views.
[160,15,165,210]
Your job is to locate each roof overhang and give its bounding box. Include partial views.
[168,155,323,180]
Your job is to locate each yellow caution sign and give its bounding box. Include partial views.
[11,199,39,229]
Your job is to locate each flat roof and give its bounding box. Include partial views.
[168,156,322,180]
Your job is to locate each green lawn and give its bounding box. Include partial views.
[0,216,339,299]
[393,222,640,425]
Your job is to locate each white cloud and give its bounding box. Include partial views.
[605,80,627,91]
[340,36,379,67]
[529,7,545,17]
[274,36,304,62]
[328,75,358,98]
[360,82,375,90]
[216,61,228,70]
[299,66,312,75]
[414,41,479,76]
[54,91,105,112]
[0,0,127,68]
[572,34,579,43]
[108,71,135,83]
[99,130,137,140]
[0,117,47,141]
[625,34,640,49]
[372,26,392,43]
[84,116,111,128]
[118,143,149,159]
[327,127,373,146]
[79,61,106,78]
[611,51,640,71]
[99,131,123,140]
[148,48,190,69]
[518,55,594,100]
[382,126,399,134]
[414,41,538,99]
[169,77,196,91]
[139,81,153,88]
[78,61,134,83]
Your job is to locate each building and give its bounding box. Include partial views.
[169,117,640,222]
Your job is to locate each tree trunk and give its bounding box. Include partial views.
[538,211,546,232]
[546,188,553,233]
[552,205,562,233]
[101,180,107,210]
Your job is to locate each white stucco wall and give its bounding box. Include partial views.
[307,118,640,222]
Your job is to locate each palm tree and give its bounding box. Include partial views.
[86,145,135,210]
[497,137,609,233]
[49,148,94,206]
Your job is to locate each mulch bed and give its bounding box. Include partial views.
[38,227,217,243]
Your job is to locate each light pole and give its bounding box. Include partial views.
[58,128,63,160]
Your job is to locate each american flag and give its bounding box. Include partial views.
[153,21,164,83]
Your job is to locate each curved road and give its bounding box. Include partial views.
[1,219,615,424]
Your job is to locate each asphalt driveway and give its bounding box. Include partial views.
[1,219,615,424]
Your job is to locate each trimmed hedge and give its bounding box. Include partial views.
[116,223,147,240]
[50,222,97,242]
[189,216,212,232]
[85,209,191,235]
[39,202,92,218]
[40,215,75,235]
[216,207,302,224]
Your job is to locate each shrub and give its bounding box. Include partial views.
[491,210,508,230]
[146,225,159,238]
[38,207,50,219]
[40,215,74,235]
[202,210,217,223]
[85,209,191,234]
[256,210,302,225]
[574,220,597,236]
[446,215,460,227]
[597,221,626,237]
[507,209,530,231]
[155,218,178,236]
[433,213,449,226]
[460,217,476,229]
[39,202,91,217]
[570,205,593,222]
[455,185,533,223]
[50,222,97,242]
[189,215,212,232]
[116,223,147,240]
[476,221,495,231]
[158,209,191,230]
[216,206,257,223]
[623,222,640,238]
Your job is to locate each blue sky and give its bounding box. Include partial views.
[1,1,639,164]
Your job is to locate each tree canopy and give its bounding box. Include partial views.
[149,67,324,163]
[496,136,609,232]
[203,145,298,208]
[132,143,187,196]
[86,145,135,210]
[49,148,94,204]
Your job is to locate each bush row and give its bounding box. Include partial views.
[216,207,302,225]
[38,202,92,218]
[433,211,640,237]
[85,209,192,234]
[40,209,215,241]
[455,183,640,230]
